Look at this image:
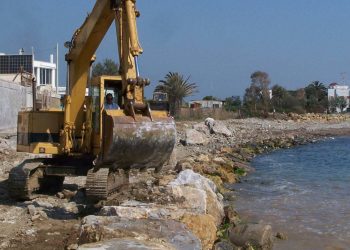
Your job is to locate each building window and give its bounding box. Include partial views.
[38,68,52,85]
[40,68,44,84]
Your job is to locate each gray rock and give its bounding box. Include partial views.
[79,216,201,250]
[193,122,210,134]
[67,243,79,250]
[78,238,173,250]
[170,185,207,214]
[205,117,216,132]
[212,122,232,137]
[214,240,239,250]
[228,223,273,250]
[224,205,241,226]
[169,169,217,193]
[33,200,54,209]
[184,129,209,145]
[169,170,224,225]
[99,201,186,220]
[27,205,36,217]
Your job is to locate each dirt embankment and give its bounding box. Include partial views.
[0,114,349,250]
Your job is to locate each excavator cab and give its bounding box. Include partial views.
[88,75,175,169]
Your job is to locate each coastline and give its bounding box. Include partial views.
[175,114,350,249]
[233,135,350,250]
[0,115,349,249]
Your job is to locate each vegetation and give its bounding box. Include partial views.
[202,96,218,101]
[304,81,328,113]
[329,96,347,113]
[241,70,335,116]
[243,71,271,116]
[155,72,198,116]
[224,96,241,112]
[92,58,119,77]
[271,85,305,113]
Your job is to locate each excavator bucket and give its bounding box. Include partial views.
[101,114,176,171]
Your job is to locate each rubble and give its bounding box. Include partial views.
[0,115,349,249]
[78,216,201,250]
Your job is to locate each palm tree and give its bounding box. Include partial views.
[155,72,198,116]
[305,81,328,112]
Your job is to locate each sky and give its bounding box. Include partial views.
[1,0,350,100]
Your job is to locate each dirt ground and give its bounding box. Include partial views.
[1,116,350,249]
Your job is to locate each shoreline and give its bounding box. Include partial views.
[231,133,350,250]
[0,115,349,249]
[175,115,350,249]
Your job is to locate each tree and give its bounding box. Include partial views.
[271,85,288,112]
[328,97,337,113]
[224,96,241,112]
[271,85,306,113]
[155,72,198,116]
[337,96,347,112]
[243,71,271,115]
[202,96,218,101]
[304,81,328,113]
[92,59,119,77]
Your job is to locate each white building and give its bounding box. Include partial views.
[0,51,57,90]
[189,100,223,109]
[33,54,56,88]
[328,83,350,112]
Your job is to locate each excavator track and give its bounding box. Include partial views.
[8,160,43,200]
[85,168,129,202]
[8,159,65,200]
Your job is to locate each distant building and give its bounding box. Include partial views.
[0,50,57,90]
[328,83,350,112]
[188,100,223,109]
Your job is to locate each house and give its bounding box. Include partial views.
[0,50,57,91]
[188,100,223,109]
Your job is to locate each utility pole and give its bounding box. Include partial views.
[56,43,59,94]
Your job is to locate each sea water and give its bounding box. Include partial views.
[233,136,350,250]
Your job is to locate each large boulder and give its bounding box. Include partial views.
[181,214,217,250]
[212,122,232,137]
[170,185,207,214]
[193,122,210,135]
[78,216,201,250]
[169,170,224,226]
[184,129,209,145]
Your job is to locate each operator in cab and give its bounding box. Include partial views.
[105,93,120,110]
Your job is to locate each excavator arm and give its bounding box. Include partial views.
[62,0,147,153]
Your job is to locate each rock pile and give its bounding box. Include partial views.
[78,170,224,250]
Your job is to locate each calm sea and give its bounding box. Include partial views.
[233,136,350,250]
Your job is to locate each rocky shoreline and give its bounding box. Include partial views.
[174,114,350,249]
[0,114,349,249]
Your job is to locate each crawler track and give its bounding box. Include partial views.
[8,160,43,200]
[85,168,129,202]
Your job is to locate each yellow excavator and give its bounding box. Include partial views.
[9,0,176,201]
